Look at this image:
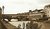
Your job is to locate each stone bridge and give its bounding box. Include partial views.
[2,14,29,21]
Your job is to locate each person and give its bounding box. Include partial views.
[17,24,22,29]
[32,23,38,29]
[26,22,30,29]
[30,21,38,29]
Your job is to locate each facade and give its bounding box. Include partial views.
[28,9,44,20]
[44,5,50,17]
[15,9,45,21]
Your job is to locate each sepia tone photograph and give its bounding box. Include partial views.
[0,0,50,29]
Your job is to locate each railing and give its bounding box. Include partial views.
[1,20,17,29]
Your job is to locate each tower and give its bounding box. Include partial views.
[2,6,4,14]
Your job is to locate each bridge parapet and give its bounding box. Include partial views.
[1,20,17,29]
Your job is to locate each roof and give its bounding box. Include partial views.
[2,14,17,16]
[44,4,50,8]
[33,9,43,12]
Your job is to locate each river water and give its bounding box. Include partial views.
[5,19,50,29]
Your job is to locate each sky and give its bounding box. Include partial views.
[0,0,50,14]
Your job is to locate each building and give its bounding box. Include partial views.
[28,9,44,21]
[16,9,45,21]
[44,5,50,17]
